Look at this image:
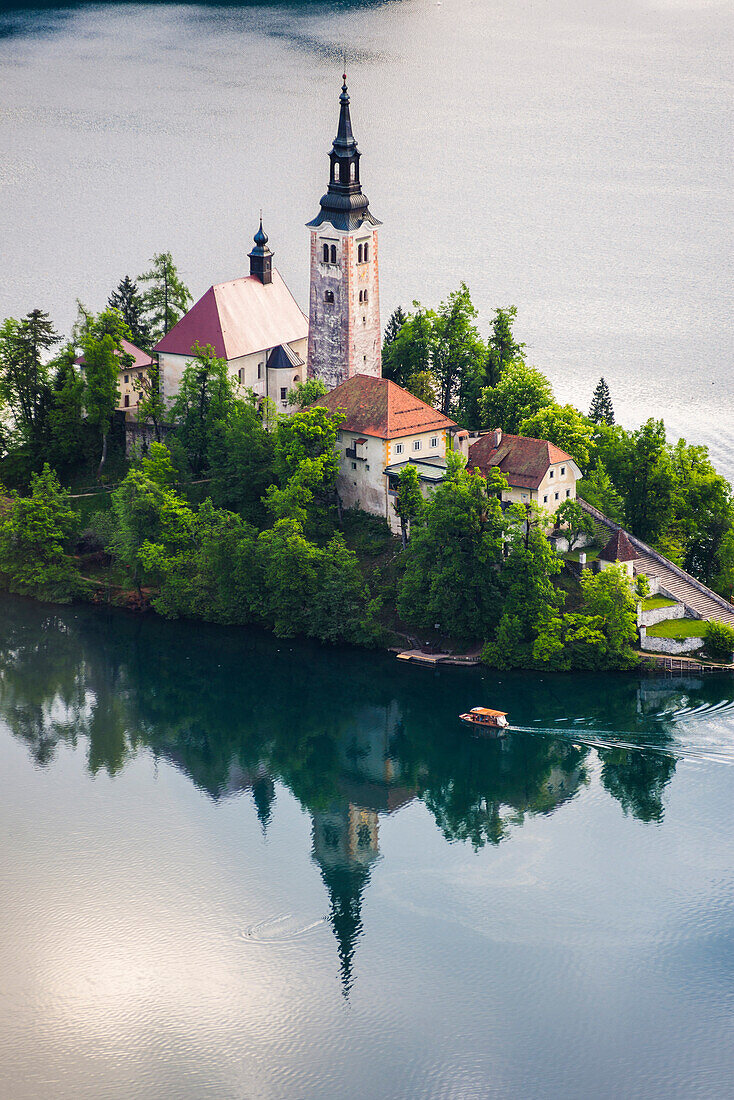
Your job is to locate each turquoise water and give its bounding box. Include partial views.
[1,594,733,1098]
[0,0,732,478]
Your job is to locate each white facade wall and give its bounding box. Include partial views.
[158,336,307,409]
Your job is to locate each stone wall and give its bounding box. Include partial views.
[638,602,685,628]
[638,626,704,655]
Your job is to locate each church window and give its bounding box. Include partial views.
[258,362,262,379]
[124,374,129,384]
[549,469,554,479]
[363,355,367,363]
[330,244,337,264]
[124,395,129,407]
[280,387,287,401]
[414,440,421,451]
[350,162,356,181]
[561,466,566,476]
[554,492,559,501]
[322,243,329,263]
[363,289,368,302]
[364,242,369,262]
[238,368,243,383]
[357,243,363,263]
[395,443,404,455]
[324,290,334,303]
[363,316,366,325]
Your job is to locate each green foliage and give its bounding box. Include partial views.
[0,464,79,601]
[704,620,734,660]
[108,275,151,350]
[383,305,407,347]
[0,310,60,462]
[110,466,193,589]
[394,463,424,547]
[554,498,595,551]
[381,302,435,388]
[519,403,594,471]
[577,462,625,524]
[208,396,275,522]
[589,377,615,425]
[579,566,638,663]
[404,370,438,407]
[635,573,651,598]
[480,360,554,434]
[139,442,178,487]
[270,406,343,532]
[286,377,328,407]
[138,251,192,343]
[398,461,506,641]
[135,357,166,442]
[485,305,525,387]
[48,346,86,475]
[170,342,238,476]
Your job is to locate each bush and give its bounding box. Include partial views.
[76,508,117,554]
[705,620,734,661]
[635,574,651,598]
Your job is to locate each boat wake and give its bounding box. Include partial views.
[507,725,734,766]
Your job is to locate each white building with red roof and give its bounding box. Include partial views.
[465,428,581,515]
[154,221,308,412]
[315,375,457,529]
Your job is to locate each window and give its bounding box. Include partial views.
[351,462,357,471]
[566,489,571,498]
[358,243,363,263]
[388,476,399,492]
[330,244,337,264]
[280,387,287,401]
[322,243,329,263]
[258,362,262,379]
[543,495,548,504]
[324,290,334,303]
[560,466,565,476]
[363,316,366,325]
[358,290,363,303]
[333,162,339,181]
[522,493,528,501]
[350,162,356,182]
[413,440,421,451]
[364,242,369,262]
[336,431,342,441]
[554,492,559,501]
[430,436,438,448]
[395,443,404,455]
[238,368,243,383]
[363,355,367,364]
[124,395,130,408]
[366,464,370,470]
[293,375,299,384]
[549,469,554,479]
[363,289,368,302]
[124,374,129,383]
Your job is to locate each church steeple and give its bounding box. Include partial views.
[248,216,273,284]
[307,76,381,233]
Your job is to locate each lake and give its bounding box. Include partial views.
[1,594,733,1098]
[0,0,732,479]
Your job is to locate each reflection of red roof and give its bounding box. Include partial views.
[154,270,307,360]
[599,528,637,563]
[75,337,153,371]
[468,432,575,490]
[314,375,456,439]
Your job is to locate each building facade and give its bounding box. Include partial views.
[307,77,382,390]
[154,221,308,413]
[315,375,457,531]
[465,429,580,515]
[74,337,153,416]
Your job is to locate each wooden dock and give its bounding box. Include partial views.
[639,653,734,676]
[396,649,480,667]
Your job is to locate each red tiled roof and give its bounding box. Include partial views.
[74,337,153,371]
[153,269,308,360]
[599,528,637,563]
[468,432,575,490]
[313,375,456,439]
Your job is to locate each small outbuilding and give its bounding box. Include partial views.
[598,528,637,578]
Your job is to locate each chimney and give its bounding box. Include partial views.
[455,429,470,461]
[491,428,502,449]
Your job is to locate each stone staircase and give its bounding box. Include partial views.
[578,499,734,627]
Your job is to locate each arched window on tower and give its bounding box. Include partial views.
[324,290,334,303]
[333,162,339,181]
[357,243,363,263]
[330,244,337,264]
[350,162,356,181]
[364,242,370,262]
[322,243,329,263]
[363,289,368,302]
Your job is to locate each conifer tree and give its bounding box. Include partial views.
[108,276,151,350]
[589,377,615,425]
[383,305,407,347]
[138,252,193,344]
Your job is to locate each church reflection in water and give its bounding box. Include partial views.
[1,598,712,992]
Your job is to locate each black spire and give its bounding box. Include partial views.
[248,215,273,284]
[307,75,382,233]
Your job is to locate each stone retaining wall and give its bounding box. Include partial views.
[638,626,704,655]
[638,603,685,628]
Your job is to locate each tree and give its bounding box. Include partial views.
[82,330,120,479]
[394,463,424,548]
[485,306,525,387]
[554,498,595,550]
[135,357,166,443]
[381,304,435,387]
[170,342,237,476]
[576,462,625,523]
[48,345,86,474]
[383,305,407,347]
[287,377,328,407]
[0,310,59,459]
[109,465,193,592]
[209,395,275,522]
[309,533,382,646]
[670,439,734,586]
[480,361,554,434]
[397,455,507,641]
[589,377,615,425]
[404,370,438,407]
[270,405,343,528]
[624,419,675,545]
[579,566,638,663]
[431,283,486,420]
[519,403,594,471]
[256,518,319,637]
[0,464,78,601]
[108,275,151,349]
[138,252,192,343]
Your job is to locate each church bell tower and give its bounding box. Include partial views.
[307,76,382,389]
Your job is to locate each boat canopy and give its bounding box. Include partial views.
[471,707,507,717]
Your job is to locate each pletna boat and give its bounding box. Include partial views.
[459,707,509,733]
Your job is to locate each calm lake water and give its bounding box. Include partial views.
[1,594,733,1098]
[0,0,733,478]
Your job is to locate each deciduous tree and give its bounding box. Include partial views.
[480,361,554,434]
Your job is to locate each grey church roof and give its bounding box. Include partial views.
[267,343,304,371]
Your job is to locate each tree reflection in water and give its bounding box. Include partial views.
[0,596,716,990]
